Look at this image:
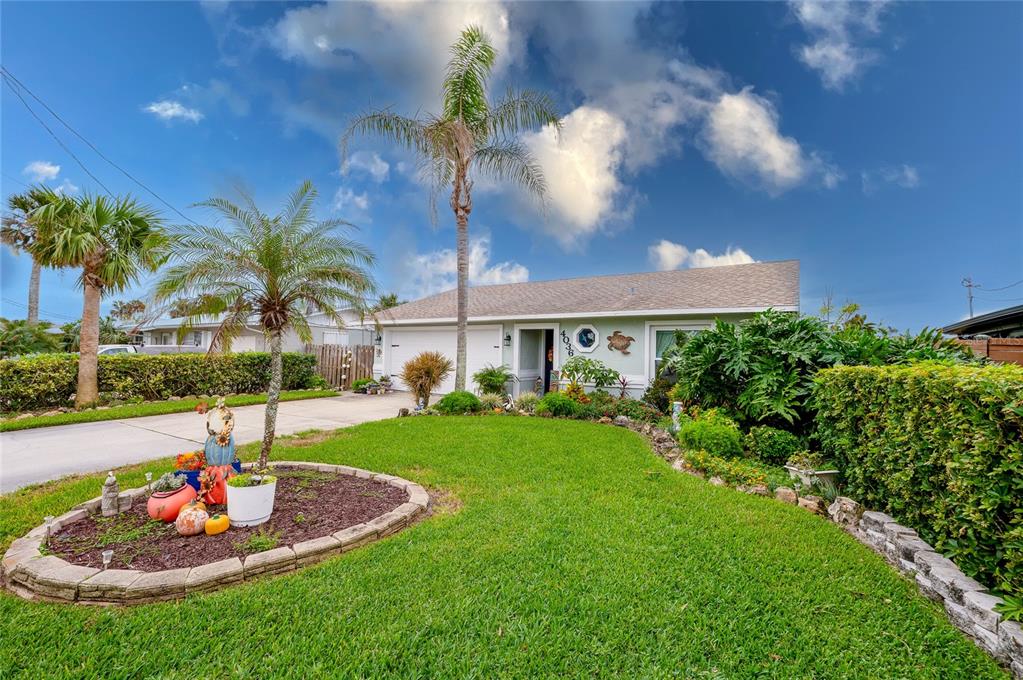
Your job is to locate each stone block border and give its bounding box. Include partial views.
[615,416,1023,679]
[1,461,430,606]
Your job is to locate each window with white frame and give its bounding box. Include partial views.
[652,327,701,377]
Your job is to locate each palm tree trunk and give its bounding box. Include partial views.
[75,276,101,407]
[452,169,472,392]
[258,328,284,469]
[27,259,41,324]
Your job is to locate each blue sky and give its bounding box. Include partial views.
[2,1,1021,331]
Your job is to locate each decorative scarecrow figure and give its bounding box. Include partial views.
[200,398,237,504]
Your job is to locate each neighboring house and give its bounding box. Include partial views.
[133,309,374,353]
[942,304,1023,365]
[369,260,800,396]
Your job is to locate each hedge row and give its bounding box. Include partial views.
[813,361,1023,596]
[0,352,318,411]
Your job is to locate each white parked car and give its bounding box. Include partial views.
[97,344,139,355]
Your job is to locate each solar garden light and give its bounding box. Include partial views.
[145,471,153,491]
[43,515,55,545]
[101,550,114,570]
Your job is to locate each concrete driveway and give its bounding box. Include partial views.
[0,392,413,493]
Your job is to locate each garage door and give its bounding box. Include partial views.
[387,326,502,394]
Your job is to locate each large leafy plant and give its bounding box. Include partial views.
[560,356,620,389]
[665,308,976,432]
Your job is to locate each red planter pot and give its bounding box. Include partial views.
[147,485,197,523]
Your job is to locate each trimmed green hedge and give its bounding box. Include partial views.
[813,361,1023,596]
[0,352,318,411]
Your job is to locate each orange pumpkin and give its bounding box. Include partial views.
[204,513,229,536]
[175,503,209,536]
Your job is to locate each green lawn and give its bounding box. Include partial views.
[0,389,339,432]
[0,417,1005,678]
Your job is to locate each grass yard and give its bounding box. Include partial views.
[0,389,339,432]
[0,417,1006,678]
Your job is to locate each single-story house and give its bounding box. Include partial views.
[133,309,374,353]
[942,304,1023,365]
[369,260,800,397]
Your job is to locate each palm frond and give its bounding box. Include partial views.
[485,89,561,139]
[341,111,432,161]
[474,140,549,206]
[442,24,496,125]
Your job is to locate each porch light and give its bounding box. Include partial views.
[374,333,382,347]
[503,333,511,347]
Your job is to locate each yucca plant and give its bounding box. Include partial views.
[400,351,453,408]
[344,24,560,391]
[155,181,375,469]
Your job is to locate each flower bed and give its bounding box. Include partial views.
[1,462,430,605]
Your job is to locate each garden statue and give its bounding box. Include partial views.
[101,471,119,517]
[200,398,238,504]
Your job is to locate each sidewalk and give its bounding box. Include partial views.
[0,392,412,493]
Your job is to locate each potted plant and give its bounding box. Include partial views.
[147,472,197,522]
[784,451,840,487]
[174,450,207,491]
[226,471,278,527]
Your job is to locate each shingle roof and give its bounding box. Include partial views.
[378,260,799,322]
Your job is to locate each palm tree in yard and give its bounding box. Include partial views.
[32,194,168,407]
[2,186,60,324]
[344,24,560,390]
[155,181,375,470]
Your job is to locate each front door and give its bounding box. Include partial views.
[543,329,554,394]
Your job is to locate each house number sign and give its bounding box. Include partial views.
[560,330,575,357]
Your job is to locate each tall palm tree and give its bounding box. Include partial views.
[1,186,60,324]
[155,181,375,469]
[344,24,560,390]
[32,194,168,407]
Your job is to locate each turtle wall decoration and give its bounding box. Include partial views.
[607,330,635,355]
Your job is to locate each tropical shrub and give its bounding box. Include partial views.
[514,391,539,413]
[641,375,673,413]
[435,390,483,415]
[562,382,589,403]
[685,450,767,488]
[665,308,976,433]
[0,352,317,412]
[58,317,129,352]
[745,426,803,465]
[400,351,453,408]
[534,392,584,418]
[479,393,506,411]
[559,356,620,389]
[472,364,512,395]
[814,362,1023,596]
[677,411,743,458]
[0,318,61,358]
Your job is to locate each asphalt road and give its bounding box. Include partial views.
[0,392,413,493]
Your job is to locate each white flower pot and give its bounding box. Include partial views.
[226,479,277,527]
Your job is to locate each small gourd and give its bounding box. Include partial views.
[204,513,229,536]
[175,501,209,536]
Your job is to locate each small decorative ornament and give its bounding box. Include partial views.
[607,330,635,355]
[101,471,120,517]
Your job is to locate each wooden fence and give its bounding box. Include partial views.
[305,344,375,389]
[955,337,1023,366]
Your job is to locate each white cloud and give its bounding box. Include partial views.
[271,1,522,107]
[344,151,390,183]
[648,240,756,271]
[332,187,370,212]
[54,179,79,195]
[144,100,204,123]
[791,1,890,91]
[861,163,920,194]
[521,106,629,249]
[22,161,60,182]
[703,88,839,193]
[405,235,528,298]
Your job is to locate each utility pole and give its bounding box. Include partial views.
[961,277,978,318]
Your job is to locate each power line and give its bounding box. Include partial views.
[1,297,78,320]
[1,72,113,194]
[1,67,200,226]
[2,172,31,191]
[979,278,1023,292]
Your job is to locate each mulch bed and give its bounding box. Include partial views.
[49,467,408,572]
